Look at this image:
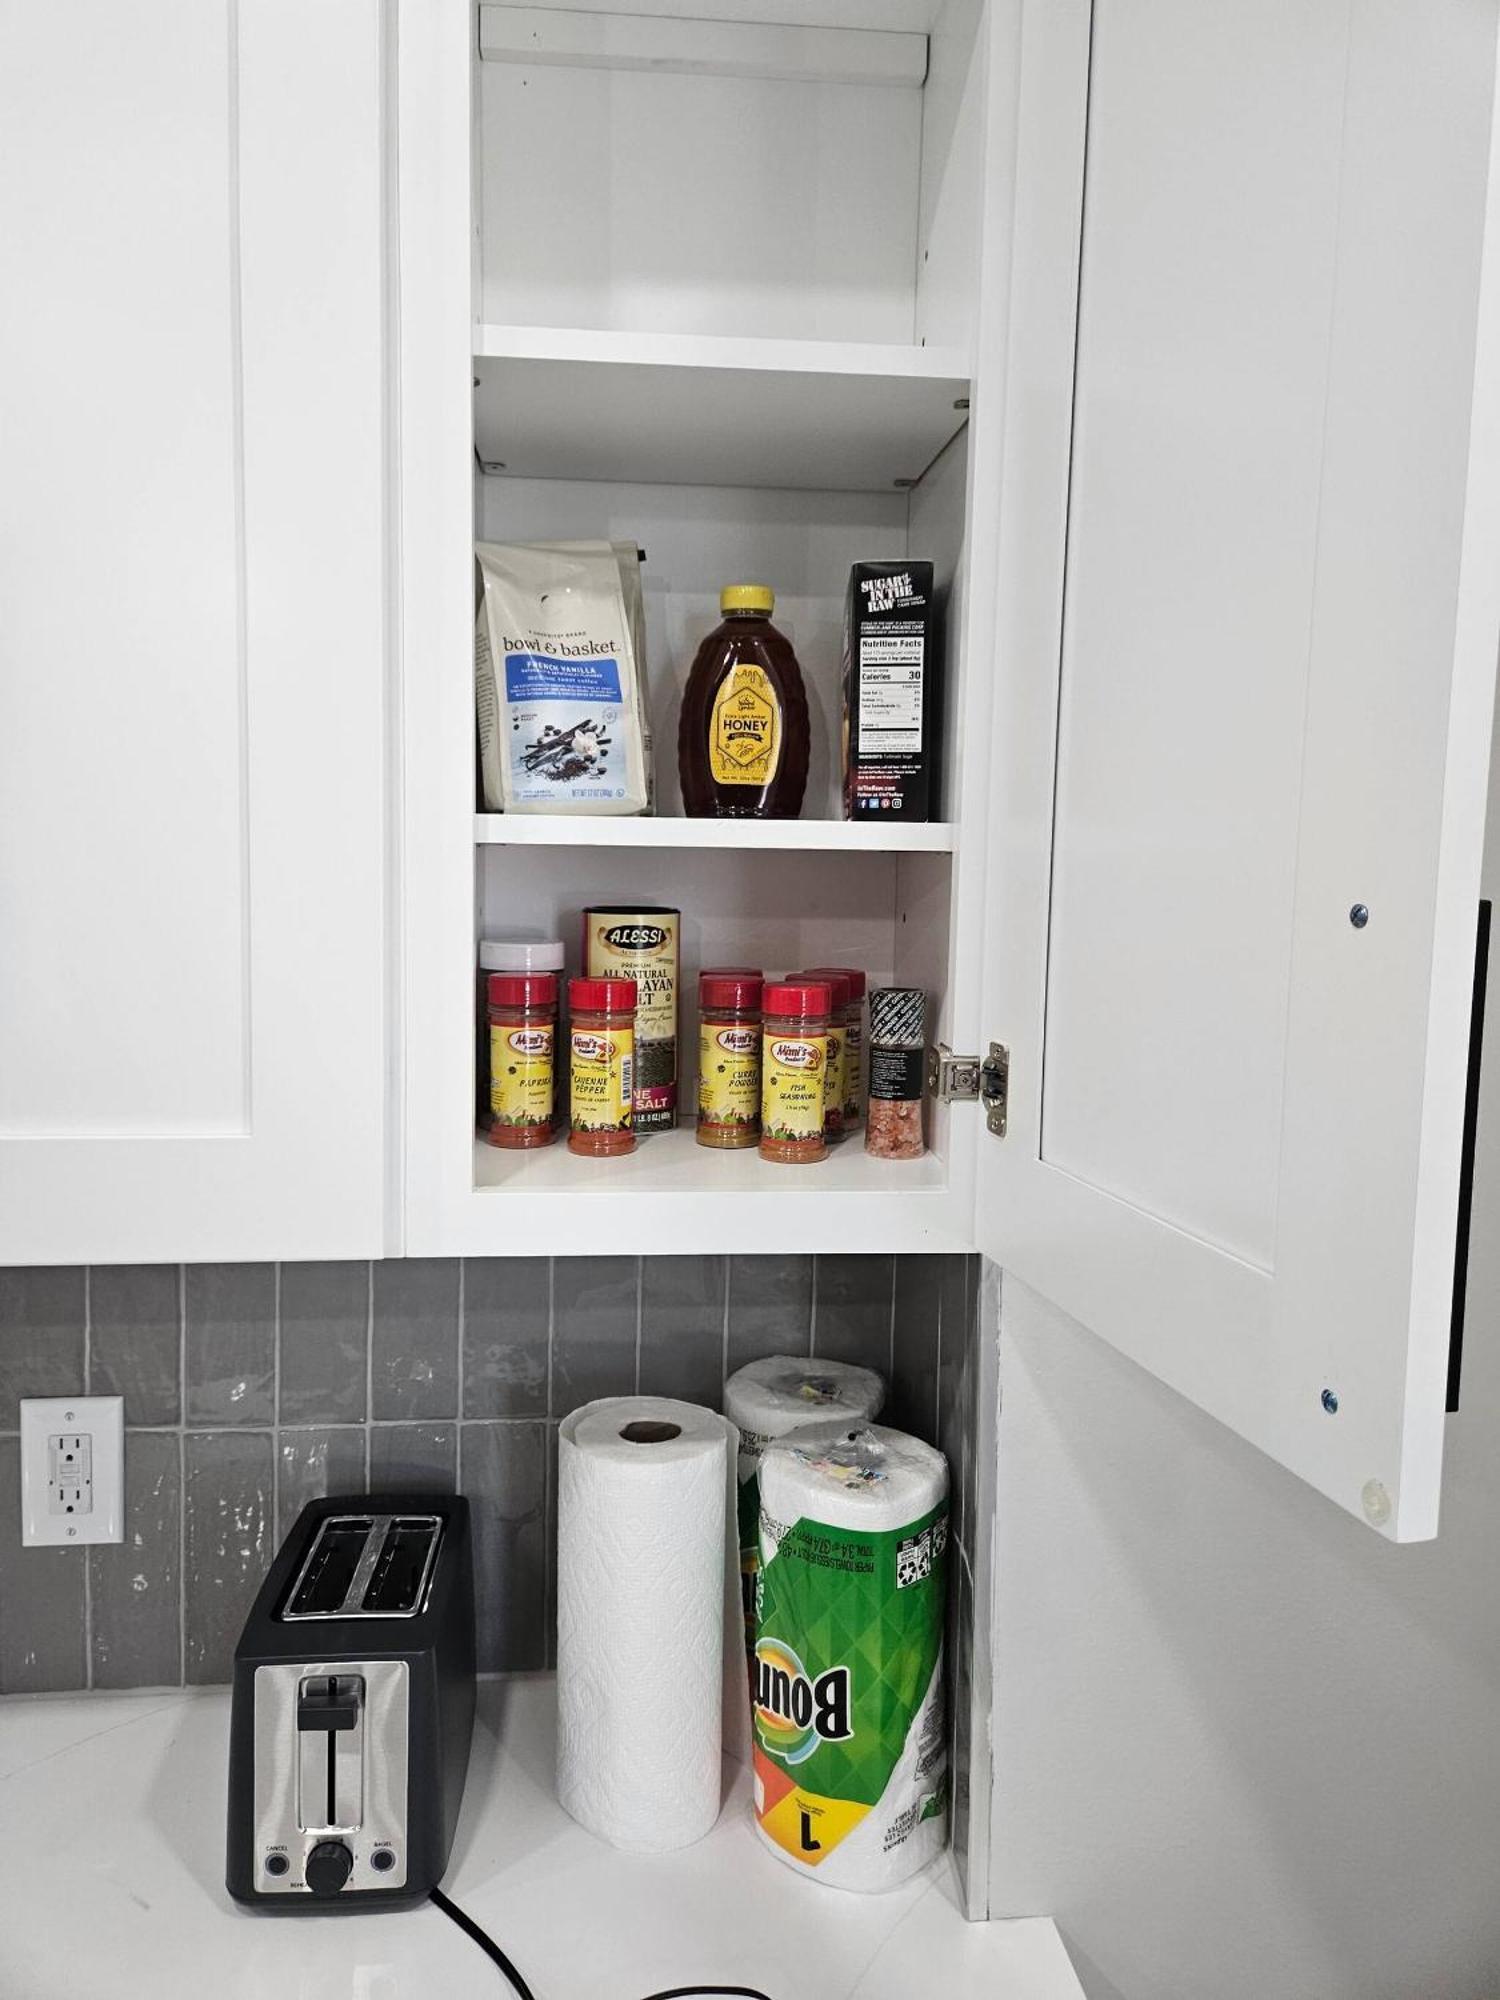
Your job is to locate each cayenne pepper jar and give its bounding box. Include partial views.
[486,972,559,1149]
[697,971,763,1149]
[568,977,638,1158]
[791,968,848,1143]
[760,980,831,1164]
[865,987,926,1161]
[804,965,866,1128]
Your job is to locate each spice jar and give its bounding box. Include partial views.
[486,973,559,1149]
[477,936,564,1126]
[697,971,763,1149]
[866,988,926,1161]
[760,980,831,1165]
[792,968,848,1143]
[804,965,866,1128]
[568,976,638,1158]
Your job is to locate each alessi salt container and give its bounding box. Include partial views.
[486,972,558,1149]
[568,976,638,1158]
[582,906,679,1131]
[760,981,831,1165]
[697,971,763,1149]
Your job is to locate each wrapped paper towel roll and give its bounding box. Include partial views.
[556,1397,733,1853]
[753,1421,949,1893]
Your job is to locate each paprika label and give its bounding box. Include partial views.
[489,1022,555,1131]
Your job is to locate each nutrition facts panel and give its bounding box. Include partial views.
[857,635,925,753]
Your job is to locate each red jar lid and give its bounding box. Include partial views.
[764,979,832,1018]
[700,971,763,1011]
[487,972,558,1009]
[794,967,850,1011]
[569,975,638,1011]
[802,964,866,1001]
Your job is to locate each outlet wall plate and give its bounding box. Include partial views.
[19,1396,124,1546]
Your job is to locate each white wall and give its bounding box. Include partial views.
[987,703,1500,2000]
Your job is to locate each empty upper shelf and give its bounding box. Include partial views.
[472,325,971,492]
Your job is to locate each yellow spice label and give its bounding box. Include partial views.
[570,1027,634,1133]
[710,663,782,786]
[699,1022,760,1130]
[490,1022,554,1129]
[843,1020,863,1121]
[822,1024,845,1128]
[762,1031,827,1144]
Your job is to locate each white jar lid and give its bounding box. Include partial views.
[479,936,566,973]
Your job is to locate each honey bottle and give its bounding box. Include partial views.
[677,584,810,818]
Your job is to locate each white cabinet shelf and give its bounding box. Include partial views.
[472,325,970,492]
[473,813,956,853]
[472,1127,965,1257]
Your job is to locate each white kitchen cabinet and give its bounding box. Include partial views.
[398,0,1500,1540]
[0,1,390,1263]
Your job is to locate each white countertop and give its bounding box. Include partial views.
[0,1677,1082,2000]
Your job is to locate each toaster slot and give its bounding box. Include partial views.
[297,1673,365,1832]
[285,1517,374,1618]
[361,1518,443,1616]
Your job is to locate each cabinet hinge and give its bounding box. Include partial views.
[925,1042,1009,1137]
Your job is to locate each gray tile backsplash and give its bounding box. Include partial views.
[0,1252,975,1692]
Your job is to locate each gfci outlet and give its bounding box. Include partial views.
[20,1396,124,1546]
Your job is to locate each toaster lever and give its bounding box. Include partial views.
[297,1677,362,1733]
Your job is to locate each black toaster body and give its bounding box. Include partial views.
[226,1492,475,1912]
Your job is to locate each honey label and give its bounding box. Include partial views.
[570,1026,634,1134]
[699,1022,760,1132]
[490,1022,555,1131]
[762,1031,826,1145]
[709,664,782,786]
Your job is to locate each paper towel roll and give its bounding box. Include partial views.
[724,1356,885,1474]
[556,1396,732,1854]
[753,1420,949,1893]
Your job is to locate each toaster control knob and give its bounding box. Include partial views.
[304,1839,354,1897]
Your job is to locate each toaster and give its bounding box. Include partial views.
[226,1492,475,1911]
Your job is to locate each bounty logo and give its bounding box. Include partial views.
[754,1638,852,1764]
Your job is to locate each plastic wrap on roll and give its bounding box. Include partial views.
[753,1420,948,1892]
[556,1397,733,1853]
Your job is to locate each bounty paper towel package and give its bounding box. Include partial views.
[724,1357,885,1659]
[753,1420,948,1892]
[556,1397,734,1853]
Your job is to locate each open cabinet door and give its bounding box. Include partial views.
[976,0,1500,1540]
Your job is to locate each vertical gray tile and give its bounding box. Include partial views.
[461,1422,548,1673]
[813,1254,895,1372]
[183,1430,274,1684]
[638,1256,726,1408]
[726,1253,813,1371]
[279,1261,369,1424]
[890,1254,943,1445]
[0,1437,86,1692]
[88,1265,181,1426]
[370,1423,457,1493]
[371,1259,459,1420]
[277,1427,368,1541]
[0,1268,86,1429]
[90,1431,181,1689]
[551,1257,637,1414]
[184,1264,275,1426]
[463,1257,549,1418]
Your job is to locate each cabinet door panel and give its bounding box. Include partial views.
[979,0,1500,1539]
[0,0,388,1262]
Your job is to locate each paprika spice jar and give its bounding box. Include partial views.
[568,976,638,1158]
[759,980,831,1165]
[697,970,763,1149]
[486,972,559,1149]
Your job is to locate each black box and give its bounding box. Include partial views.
[841,561,937,822]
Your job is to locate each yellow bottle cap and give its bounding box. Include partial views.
[721,583,775,615]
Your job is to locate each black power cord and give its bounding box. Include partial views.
[431,1885,774,2000]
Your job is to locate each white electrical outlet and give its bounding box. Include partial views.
[20,1397,123,1546]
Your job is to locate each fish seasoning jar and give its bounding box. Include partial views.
[866,988,926,1161]
[760,981,831,1165]
[792,968,848,1143]
[486,973,559,1149]
[804,965,866,1128]
[568,977,638,1158]
[697,971,764,1150]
